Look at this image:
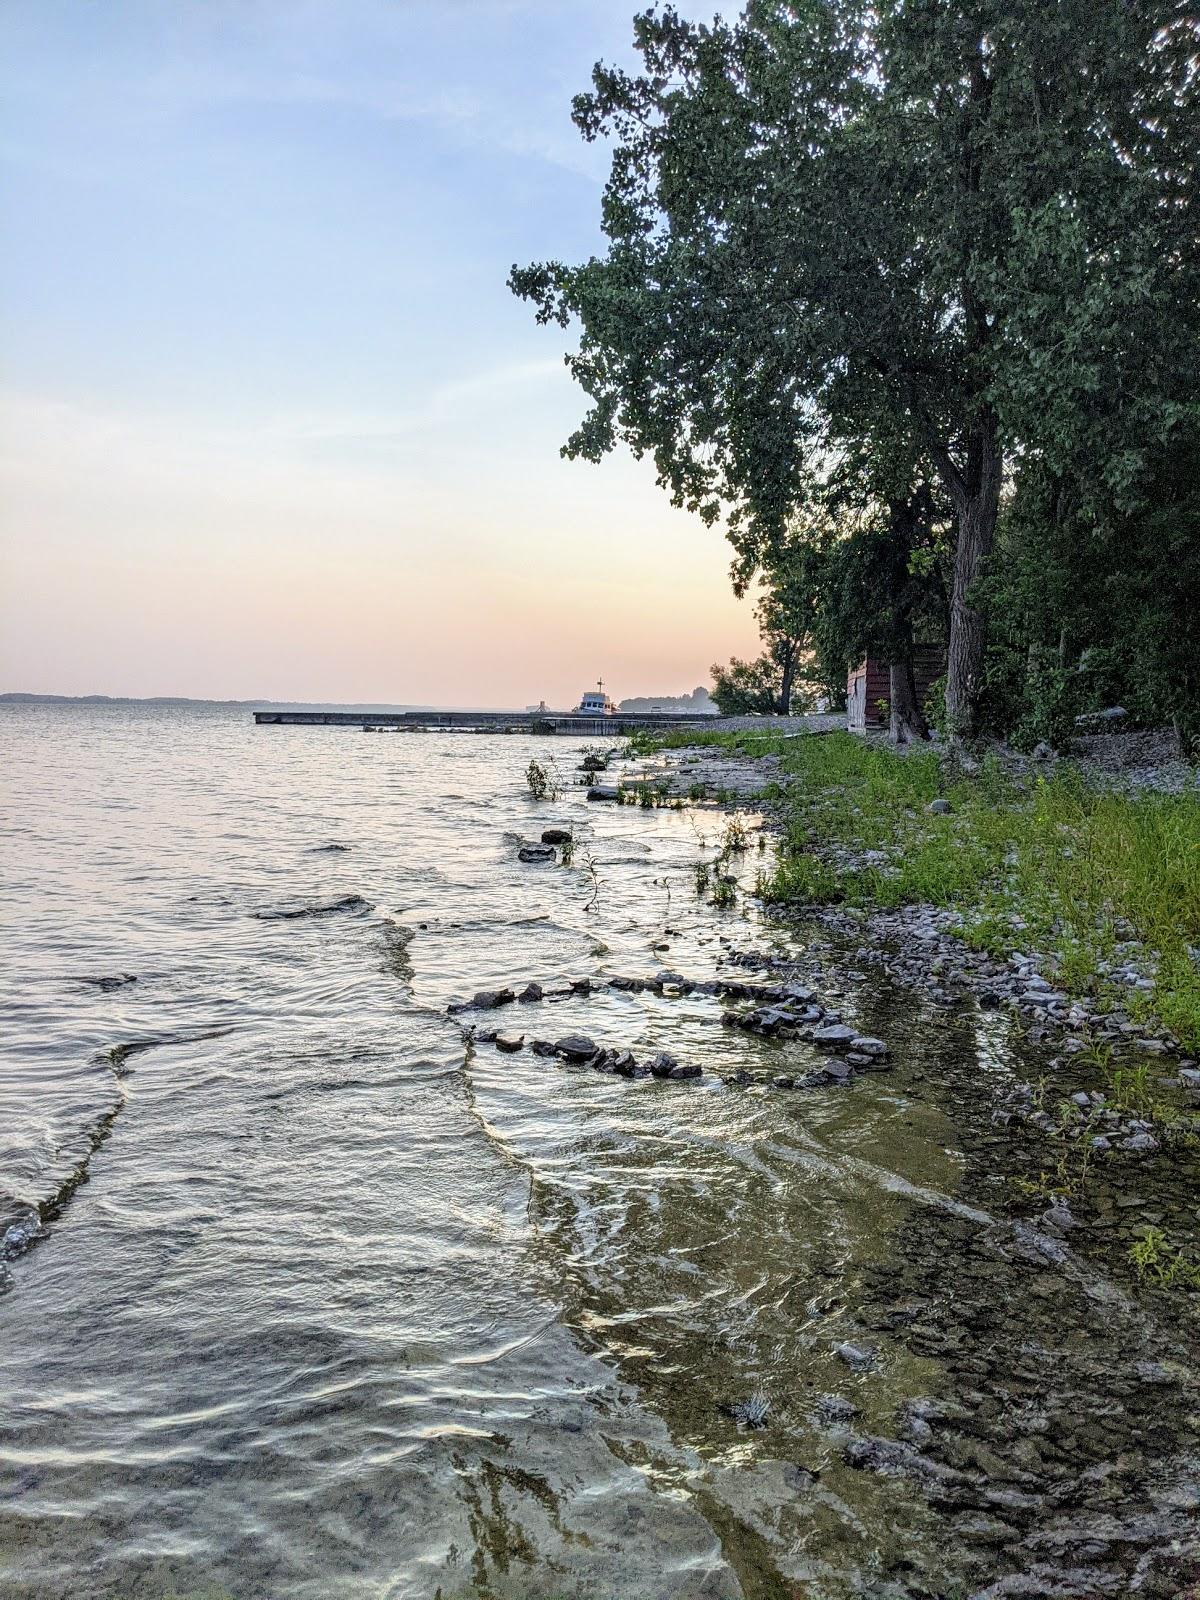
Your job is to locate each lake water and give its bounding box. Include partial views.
[1,702,1196,1600]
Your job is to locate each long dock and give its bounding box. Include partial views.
[253,708,720,736]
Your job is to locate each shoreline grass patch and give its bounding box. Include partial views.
[647,731,1200,1049]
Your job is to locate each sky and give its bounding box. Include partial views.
[0,0,757,707]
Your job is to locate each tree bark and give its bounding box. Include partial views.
[777,640,796,714]
[944,410,1002,740]
[889,659,929,745]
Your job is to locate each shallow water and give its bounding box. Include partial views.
[1,703,1197,1599]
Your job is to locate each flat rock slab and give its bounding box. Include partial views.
[494,1033,525,1054]
[812,1024,856,1049]
[518,844,556,863]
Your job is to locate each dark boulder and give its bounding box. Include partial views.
[518,843,556,863]
[555,1034,599,1062]
[473,988,515,1010]
[494,1033,525,1054]
[540,828,573,845]
[518,982,544,1003]
[647,1052,679,1078]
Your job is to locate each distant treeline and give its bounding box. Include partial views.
[619,688,717,715]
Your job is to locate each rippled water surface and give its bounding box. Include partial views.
[2,703,1197,1600]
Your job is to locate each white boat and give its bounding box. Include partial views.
[576,680,615,716]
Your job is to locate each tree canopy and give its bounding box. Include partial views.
[512,0,1199,741]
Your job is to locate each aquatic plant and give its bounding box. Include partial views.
[694,862,711,895]
[526,758,561,801]
[728,1388,770,1428]
[559,838,575,867]
[1129,1226,1200,1291]
[711,875,737,908]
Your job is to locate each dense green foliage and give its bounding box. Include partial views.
[513,1,1199,747]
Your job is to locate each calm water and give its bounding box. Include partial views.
[1,703,1195,1599]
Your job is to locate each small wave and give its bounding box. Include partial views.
[253,894,375,921]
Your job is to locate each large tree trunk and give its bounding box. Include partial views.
[889,655,929,746]
[777,641,796,715]
[944,411,1002,740]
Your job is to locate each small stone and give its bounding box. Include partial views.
[494,1033,524,1054]
[1120,1132,1161,1154]
[849,1036,887,1058]
[518,982,544,1003]
[821,1059,853,1082]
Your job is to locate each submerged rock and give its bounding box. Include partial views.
[468,988,516,1011]
[833,1341,877,1371]
[494,1033,524,1054]
[255,894,374,920]
[587,785,620,802]
[518,843,556,863]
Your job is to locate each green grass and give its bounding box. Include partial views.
[651,730,1200,1049]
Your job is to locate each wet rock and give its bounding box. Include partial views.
[647,1052,678,1078]
[849,1035,888,1058]
[555,1034,599,1062]
[569,977,593,995]
[255,893,374,920]
[518,982,544,1003]
[820,1059,854,1083]
[833,1341,877,1371]
[494,1033,524,1054]
[812,1023,856,1049]
[540,828,572,845]
[587,785,620,802]
[518,843,556,864]
[610,1050,638,1077]
[814,1394,859,1425]
[472,988,515,1011]
[772,1075,795,1090]
[669,1062,702,1080]
[530,1040,557,1057]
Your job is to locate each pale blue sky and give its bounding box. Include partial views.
[1,0,754,704]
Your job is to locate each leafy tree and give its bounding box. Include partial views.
[511,1,1198,739]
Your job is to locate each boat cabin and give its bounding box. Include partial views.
[577,680,615,716]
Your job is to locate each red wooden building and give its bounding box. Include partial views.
[847,648,945,732]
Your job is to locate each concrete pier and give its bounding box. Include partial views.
[253,708,721,736]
